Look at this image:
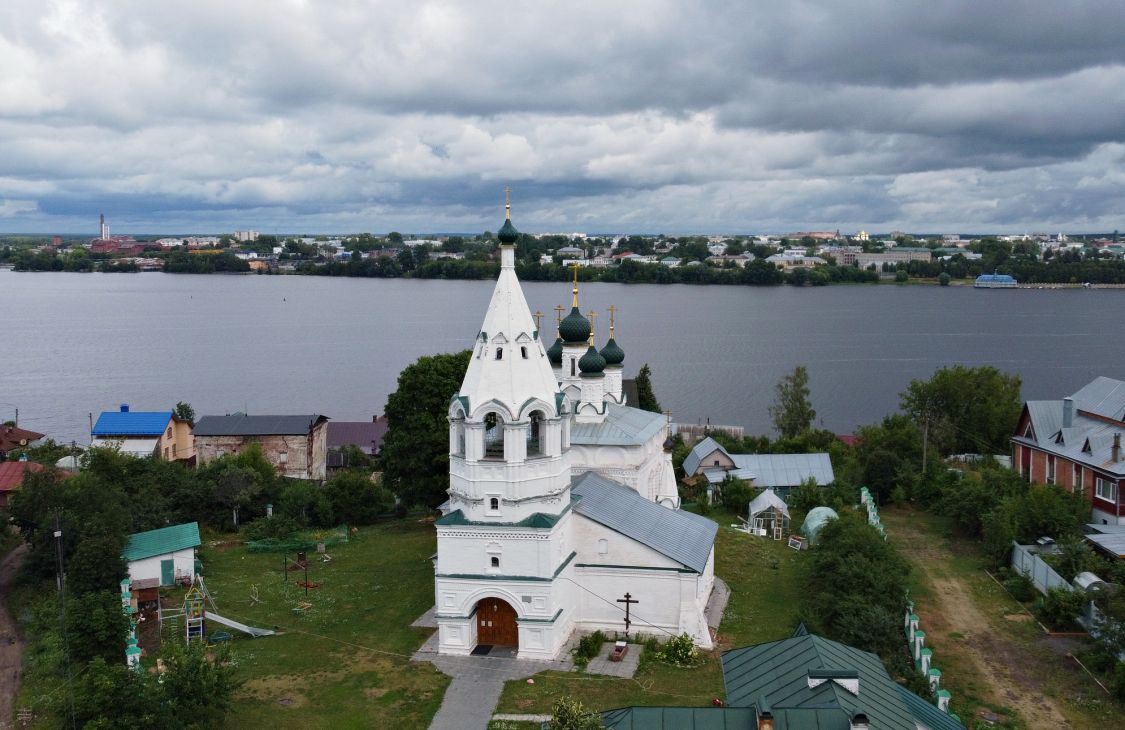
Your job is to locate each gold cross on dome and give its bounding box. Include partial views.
[587,309,598,343]
[608,304,617,336]
[504,186,512,220]
[554,304,564,326]
[533,311,543,331]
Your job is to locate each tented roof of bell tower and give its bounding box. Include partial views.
[456,214,561,420]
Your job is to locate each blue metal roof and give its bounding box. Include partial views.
[92,410,173,437]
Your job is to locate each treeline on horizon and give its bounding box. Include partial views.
[7,233,1125,285]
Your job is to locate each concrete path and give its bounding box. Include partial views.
[412,623,577,730]
[0,544,28,727]
[705,576,730,630]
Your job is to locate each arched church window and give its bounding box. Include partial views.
[495,347,503,360]
[570,359,576,377]
[484,413,505,458]
[527,411,544,456]
[489,497,499,511]
[521,346,528,359]
[490,556,500,568]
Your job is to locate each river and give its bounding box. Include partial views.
[2,269,1121,446]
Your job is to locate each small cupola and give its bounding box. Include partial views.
[560,307,591,344]
[547,337,564,366]
[579,344,606,376]
[497,218,519,244]
[600,338,624,365]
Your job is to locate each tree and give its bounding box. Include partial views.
[769,366,816,439]
[939,272,951,286]
[160,642,240,727]
[381,351,473,508]
[324,470,394,525]
[634,363,662,413]
[900,365,1022,455]
[173,401,195,422]
[550,696,604,730]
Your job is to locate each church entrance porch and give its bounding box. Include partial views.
[476,597,518,648]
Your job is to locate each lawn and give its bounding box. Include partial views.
[495,509,807,715]
[198,519,448,729]
[881,507,1123,730]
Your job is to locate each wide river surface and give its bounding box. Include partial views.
[2,269,1121,446]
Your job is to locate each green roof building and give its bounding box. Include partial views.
[123,522,201,587]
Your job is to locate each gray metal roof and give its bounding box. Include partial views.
[570,403,667,447]
[684,436,727,477]
[1018,391,1125,477]
[572,471,717,573]
[1073,376,1125,422]
[1085,531,1125,559]
[193,414,327,437]
[703,453,835,487]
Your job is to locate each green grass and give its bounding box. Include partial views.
[197,519,449,729]
[496,510,806,715]
[882,507,1124,729]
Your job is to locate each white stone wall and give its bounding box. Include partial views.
[127,548,196,586]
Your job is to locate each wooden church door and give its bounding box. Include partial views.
[476,597,518,646]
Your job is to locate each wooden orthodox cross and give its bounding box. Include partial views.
[617,592,639,638]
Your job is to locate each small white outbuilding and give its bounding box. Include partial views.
[123,522,201,587]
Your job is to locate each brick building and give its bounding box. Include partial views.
[193,414,329,480]
[1012,376,1125,525]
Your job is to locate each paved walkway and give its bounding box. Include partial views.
[705,576,730,630]
[412,627,576,730]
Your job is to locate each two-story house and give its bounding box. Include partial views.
[91,405,195,462]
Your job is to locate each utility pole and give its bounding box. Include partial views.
[53,515,76,730]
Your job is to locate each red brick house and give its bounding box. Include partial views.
[0,460,44,508]
[1012,376,1125,525]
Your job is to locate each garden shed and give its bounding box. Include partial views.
[747,488,790,538]
[124,522,201,587]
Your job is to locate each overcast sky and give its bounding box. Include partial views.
[2,1,1124,235]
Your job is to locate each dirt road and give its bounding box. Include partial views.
[885,514,1072,729]
[0,544,27,727]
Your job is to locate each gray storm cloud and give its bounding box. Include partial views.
[1,0,1123,233]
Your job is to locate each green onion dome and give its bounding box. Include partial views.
[497,219,520,244]
[599,337,624,366]
[579,345,606,375]
[547,337,564,366]
[559,306,591,344]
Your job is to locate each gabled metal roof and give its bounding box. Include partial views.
[193,414,327,436]
[702,453,835,487]
[123,522,201,562]
[91,410,173,437]
[722,630,959,729]
[683,436,728,477]
[1072,376,1125,422]
[571,471,717,573]
[601,706,757,729]
[570,404,667,447]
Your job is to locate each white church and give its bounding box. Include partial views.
[433,200,717,660]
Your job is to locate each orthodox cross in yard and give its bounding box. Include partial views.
[533,311,543,332]
[617,592,639,638]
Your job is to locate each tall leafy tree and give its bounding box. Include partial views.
[769,365,816,439]
[900,365,1022,454]
[381,350,472,508]
[634,363,662,413]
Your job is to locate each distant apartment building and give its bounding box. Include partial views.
[854,248,933,269]
[234,230,260,242]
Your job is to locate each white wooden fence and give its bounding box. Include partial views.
[1010,542,1072,595]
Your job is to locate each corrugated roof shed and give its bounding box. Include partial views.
[705,453,835,487]
[193,414,327,436]
[571,404,666,447]
[91,410,173,437]
[123,522,201,562]
[572,471,717,573]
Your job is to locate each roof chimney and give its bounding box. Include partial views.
[1063,397,1074,428]
[755,697,774,730]
[120,404,130,413]
[1113,433,1121,464]
[850,710,870,730]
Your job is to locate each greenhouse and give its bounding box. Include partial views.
[800,506,839,545]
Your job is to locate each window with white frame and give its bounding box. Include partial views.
[487,495,501,514]
[1096,477,1117,502]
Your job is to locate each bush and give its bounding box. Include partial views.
[659,633,699,667]
[241,515,301,541]
[550,696,603,730]
[1034,587,1085,630]
[939,272,950,286]
[719,476,755,516]
[895,270,909,283]
[1003,573,1036,602]
[572,630,606,668]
